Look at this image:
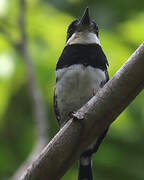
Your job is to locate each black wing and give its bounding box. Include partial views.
[53,91,61,124]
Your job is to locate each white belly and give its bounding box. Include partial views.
[55,64,106,127]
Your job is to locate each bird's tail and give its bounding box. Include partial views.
[78,152,93,180]
[78,128,108,180]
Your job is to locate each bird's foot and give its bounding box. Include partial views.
[68,111,76,119]
[70,111,84,121]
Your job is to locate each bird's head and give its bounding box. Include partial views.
[66,7,100,46]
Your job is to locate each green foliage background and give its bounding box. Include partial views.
[0,0,144,179]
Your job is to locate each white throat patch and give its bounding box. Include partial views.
[66,32,100,46]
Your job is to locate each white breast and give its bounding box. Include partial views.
[55,64,106,127]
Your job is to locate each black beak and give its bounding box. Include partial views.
[80,7,91,26]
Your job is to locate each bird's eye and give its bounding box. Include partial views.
[66,20,79,41]
[67,28,74,40]
[92,22,99,36]
[68,28,73,34]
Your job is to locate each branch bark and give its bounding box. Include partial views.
[20,42,144,180]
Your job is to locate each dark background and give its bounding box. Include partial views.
[0,0,144,179]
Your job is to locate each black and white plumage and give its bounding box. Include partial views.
[54,7,109,180]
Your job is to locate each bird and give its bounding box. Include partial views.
[54,7,109,180]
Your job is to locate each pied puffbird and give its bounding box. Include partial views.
[54,7,109,180]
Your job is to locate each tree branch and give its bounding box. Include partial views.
[17,0,48,143]
[20,43,144,180]
[8,0,48,179]
[0,1,48,142]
